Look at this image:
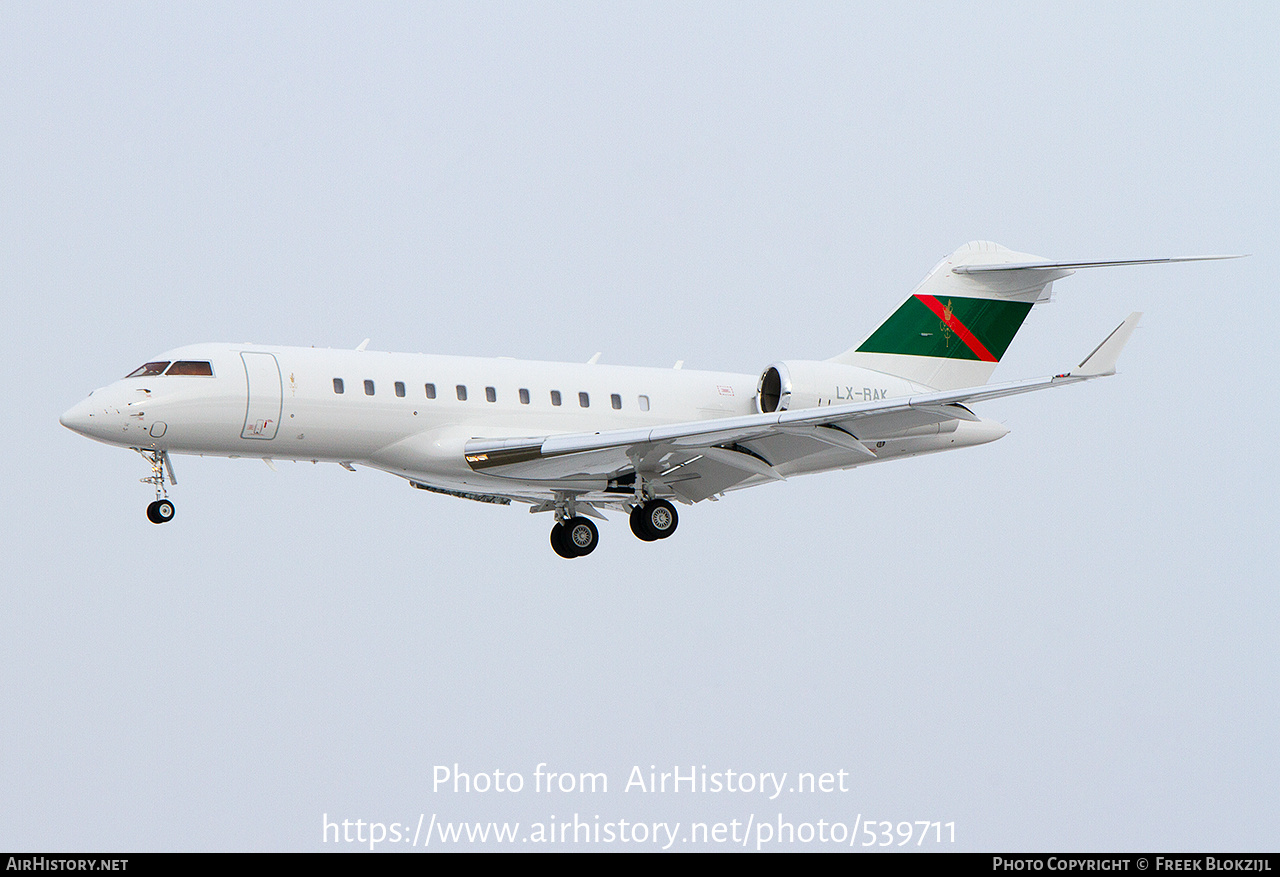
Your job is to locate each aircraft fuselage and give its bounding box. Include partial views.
[60,341,999,503]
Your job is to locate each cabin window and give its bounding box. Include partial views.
[394,381,406,397]
[125,362,169,378]
[611,393,622,410]
[485,386,497,403]
[364,380,375,396]
[456,385,467,401]
[425,383,436,399]
[638,395,650,411]
[579,392,590,408]
[550,390,562,406]
[166,361,213,376]
[333,378,345,394]
[519,388,530,405]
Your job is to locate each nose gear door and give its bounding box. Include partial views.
[241,352,282,440]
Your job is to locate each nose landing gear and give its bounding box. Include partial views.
[138,449,177,524]
[146,499,175,524]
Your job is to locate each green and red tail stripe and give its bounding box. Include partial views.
[856,295,1033,362]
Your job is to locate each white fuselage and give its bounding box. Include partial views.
[61,342,1002,503]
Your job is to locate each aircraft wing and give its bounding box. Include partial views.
[463,313,1141,503]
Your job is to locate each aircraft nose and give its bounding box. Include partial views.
[60,397,98,436]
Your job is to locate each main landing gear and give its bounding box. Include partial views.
[630,499,678,542]
[138,448,177,525]
[546,497,679,558]
[551,517,599,559]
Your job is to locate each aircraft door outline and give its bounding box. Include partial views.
[241,352,282,440]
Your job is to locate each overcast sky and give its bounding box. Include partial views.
[3,2,1276,852]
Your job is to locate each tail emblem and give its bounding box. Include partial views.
[916,295,999,362]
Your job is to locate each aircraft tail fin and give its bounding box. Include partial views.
[830,242,1058,390]
[831,242,1236,391]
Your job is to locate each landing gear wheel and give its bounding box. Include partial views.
[631,499,677,540]
[646,499,677,539]
[550,522,577,558]
[551,517,599,557]
[146,499,175,524]
[564,516,599,556]
[630,505,659,541]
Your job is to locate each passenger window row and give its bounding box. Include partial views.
[332,377,649,411]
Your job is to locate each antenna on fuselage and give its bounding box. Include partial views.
[355,338,370,352]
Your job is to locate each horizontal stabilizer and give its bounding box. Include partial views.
[954,255,1243,274]
[1072,312,1142,377]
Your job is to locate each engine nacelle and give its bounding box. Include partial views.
[755,360,929,413]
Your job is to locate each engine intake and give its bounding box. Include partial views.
[757,364,790,412]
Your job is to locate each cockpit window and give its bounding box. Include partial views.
[165,361,214,376]
[125,361,169,378]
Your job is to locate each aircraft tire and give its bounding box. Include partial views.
[630,506,659,541]
[550,522,577,558]
[147,499,175,524]
[564,516,599,556]
[640,500,678,539]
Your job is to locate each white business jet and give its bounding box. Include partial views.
[61,242,1235,557]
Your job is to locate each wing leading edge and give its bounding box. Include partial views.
[461,314,1143,504]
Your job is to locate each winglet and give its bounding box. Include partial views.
[1072,312,1142,377]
